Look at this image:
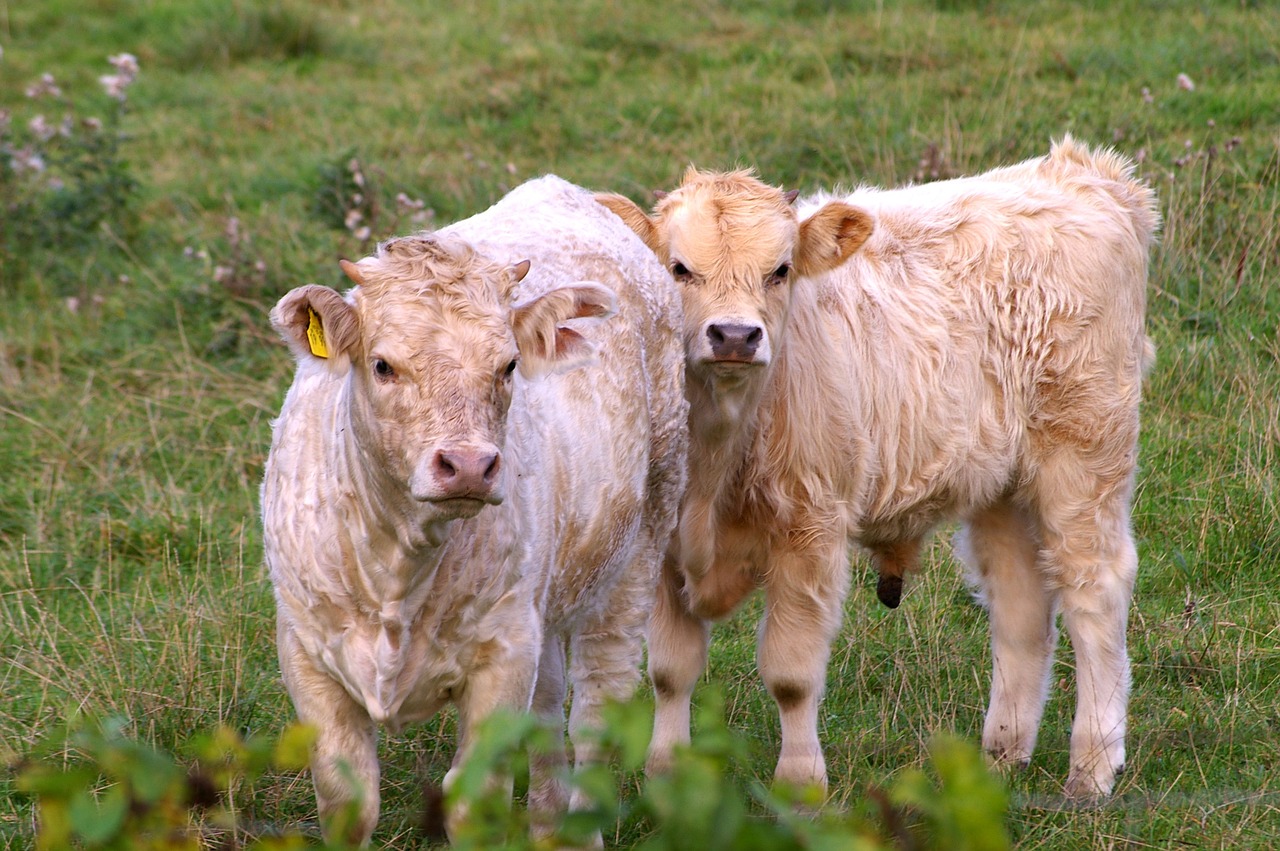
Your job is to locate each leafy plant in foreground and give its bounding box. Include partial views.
[15,716,324,849]
[15,694,1009,849]
[445,691,1011,851]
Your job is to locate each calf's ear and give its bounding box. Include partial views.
[270,284,360,370]
[512,282,617,378]
[595,193,663,256]
[794,202,874,276]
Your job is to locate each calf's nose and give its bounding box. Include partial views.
[706,322,764,362]
[430,447,501,501]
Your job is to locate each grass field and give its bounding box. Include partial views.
[2,0,1279,847]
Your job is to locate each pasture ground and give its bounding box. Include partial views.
[2,1,1278,847]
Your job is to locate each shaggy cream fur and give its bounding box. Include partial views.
[598,136,1157,800]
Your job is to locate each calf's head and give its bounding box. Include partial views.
[598,169,871,387]
[271,233,615,521]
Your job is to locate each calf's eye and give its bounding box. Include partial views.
[372,358,395,380]
[768,263,791,286]
[503,358,518,378]
[671,261,692,280]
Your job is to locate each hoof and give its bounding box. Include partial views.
[645,750,675,778]
[983,748,1031,773]
[1064,769,1115,802]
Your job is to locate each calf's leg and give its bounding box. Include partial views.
[528,637,570,837]
[555,561,652,849]
[756,541,849,791]
[1033,455,1138,798]
[444,613,542,840]
[955,499,1058,768]
[646,554,711,775]
[279,626,380,845]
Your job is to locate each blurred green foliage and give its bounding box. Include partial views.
[16,695,1009,850]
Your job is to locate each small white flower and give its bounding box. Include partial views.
[347,158,365,187]
[1177,72,1195,91]
[66,297,81,313]
[99,74,129,101]
[10,146,46,173]
[1141,87,1154,104]
[344,209,364,230]
[26,73,61,99]
[99,56,139,101]
[396,192,425,213]
[213,265,233,283]
[29,114,55,141]
[108,53,139,81]
[83,116,103,132]
[354,226,371,241]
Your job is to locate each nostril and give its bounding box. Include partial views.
[745,327,763,347]
[707,324,727,346]
[434,451,459,481]
[482,452,501,483]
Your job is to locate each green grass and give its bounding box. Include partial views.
[2,0,1279,846]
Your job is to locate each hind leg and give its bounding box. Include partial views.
[561,550,655,848]
[528,636,569,838]
[956,499,1058,769]
[1032,454,1138,798]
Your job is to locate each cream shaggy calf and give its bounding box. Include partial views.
[597,136,1157,800]
[262,176,686,844]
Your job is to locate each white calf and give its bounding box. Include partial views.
[262,176,686,843]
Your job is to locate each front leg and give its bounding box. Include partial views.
[650,521,757,775]
[646,553,711,776]
[443,613,543,841]
[757,538,850,792]
[279,625,380,846]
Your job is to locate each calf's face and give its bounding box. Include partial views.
[271,234,615,523]
[598,169,872,388]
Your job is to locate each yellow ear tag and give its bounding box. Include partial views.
[306,308,329,359]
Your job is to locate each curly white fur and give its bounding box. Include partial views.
[262,176,687,844]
